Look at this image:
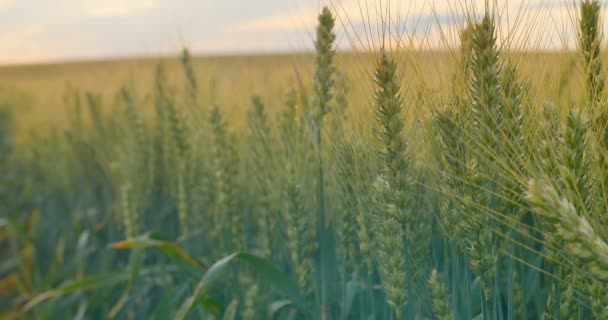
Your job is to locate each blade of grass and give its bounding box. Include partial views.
[175,252,305,320]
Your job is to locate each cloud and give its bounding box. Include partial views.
[85,0,158,17]
[224,8,317,33]
[0,0,595,65]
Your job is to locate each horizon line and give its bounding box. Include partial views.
[0,47,581,69]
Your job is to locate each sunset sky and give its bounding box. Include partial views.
[0,0,597,65]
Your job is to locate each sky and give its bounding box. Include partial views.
[0,0,598,65]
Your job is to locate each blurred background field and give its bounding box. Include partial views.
[0,50,583,134]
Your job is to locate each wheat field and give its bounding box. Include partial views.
[2,1,608,319]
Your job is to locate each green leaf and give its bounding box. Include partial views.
[24,271,130,311]
[111,232,206,272]
[23,266,178,312]
[108,289,130,319]
[174,285,221,320]
[109,248,145,318]
[175,252,305,320]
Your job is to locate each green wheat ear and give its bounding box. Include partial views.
[310,7,339,316]
[277,88,315,297]
[559,112,591,215]
[526,180,608,282]
[428,270,454,320]
[456,12,501,302]
[579,0,604,107]
[527,180,608,319]
[459,21,475,80]
[371,49,409,318]
[247,96,281,257]
[208,105,241,253]
[311,6,336,127]
[180,48,198,102]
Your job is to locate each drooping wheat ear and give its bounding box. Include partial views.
[579,0,604,107]
[533,111,589,317]
[525,179,608,281]
[428,270,454,320]
[372,50,409,318]
[311,6,336,127]
[528,173,594,318]
[180,48,198,103]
